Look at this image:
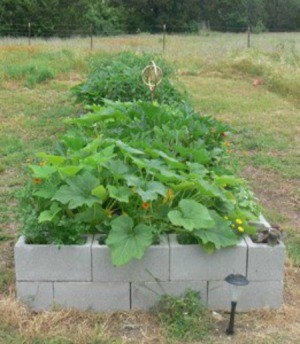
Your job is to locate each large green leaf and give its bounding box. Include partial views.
[106,159,129,178]
[38,202,61,223]
[115,140,144,155]
[29,165,57,179]
[75,204,106,225]
[58,166,83,177]
[194,210,238,249]
[36,153,66,165]
[106,215,153,266]
[136,181,167,202]
[91,185,107,202]
[33,183,57,199]
[52,172,100,209]
[107,185,131,203]
[168,199,215,231]
[82,145,116,167]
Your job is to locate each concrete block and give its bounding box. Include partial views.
[16,281,54,311]
[131,280,207,310]
[14,236,93,282]
[208,279,284,311]
[54,282,130,311]
[245,236,285,281]
[169,235,247,281]
[92,235,169,282]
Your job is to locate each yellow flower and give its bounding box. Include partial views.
[163,189,174,203]
[236,219,243,225]
[237,226,244,233]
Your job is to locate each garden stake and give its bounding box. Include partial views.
[142,61,163,102]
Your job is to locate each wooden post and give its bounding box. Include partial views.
[207,20,210,31]
[28,22,31,46]
[90,24,93,50]
[163,24,166,52]
[247,25,251,48]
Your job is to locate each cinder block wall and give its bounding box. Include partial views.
[15,234,285,312]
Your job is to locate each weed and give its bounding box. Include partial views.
[286,236,300,266]
[0,268,14,294]
[155,290,213,342]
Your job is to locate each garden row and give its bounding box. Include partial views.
[16,52,284,311]
[15,233,284,312]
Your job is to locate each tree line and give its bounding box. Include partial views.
[0,0,299,37]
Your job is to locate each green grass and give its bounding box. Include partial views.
[0,48,86,87]
[155,290,213,343]
[286,237,300,266]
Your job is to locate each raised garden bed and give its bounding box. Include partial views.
[15,232,285,312]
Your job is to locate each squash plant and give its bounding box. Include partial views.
[20,101,259,266]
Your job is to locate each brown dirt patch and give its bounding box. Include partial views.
[242,166,300,232]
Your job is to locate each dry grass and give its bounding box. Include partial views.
[0,295,165,343]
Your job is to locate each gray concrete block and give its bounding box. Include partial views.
[16,281,54,311]
[131,280,207,310]
[54,282,130,311]
[169,235,247,281]
[245,236,285,281]
[14,236,93,282]
[208,280,284,311]
[92,235,169,282]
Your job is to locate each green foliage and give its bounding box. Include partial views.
[72,52,185,105]
[21,100,259,264]
[156,290,212,342]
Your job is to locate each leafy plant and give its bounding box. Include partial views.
[155,290,212,342]
[71,51,185,105]
[20,101,259,265]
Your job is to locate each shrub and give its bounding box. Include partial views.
[20,101,259,266]
[71,51,185,105]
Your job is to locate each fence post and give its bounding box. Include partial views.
[28,22,31,46]
[247,25,251,48]
[162,24,166,52]
[90,24,93,50]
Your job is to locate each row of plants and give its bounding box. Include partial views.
[20,52,260,266]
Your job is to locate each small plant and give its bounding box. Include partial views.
[155,290,212,342]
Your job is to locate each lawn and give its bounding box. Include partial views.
[0,32,299,343]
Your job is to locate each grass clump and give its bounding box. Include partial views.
[286,236,300,267]
[72,51,185,105]
[156,290,212,342]
[0,48,83,87]
[212,48,300,101]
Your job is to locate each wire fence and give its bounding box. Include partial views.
[0,23,299,52]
